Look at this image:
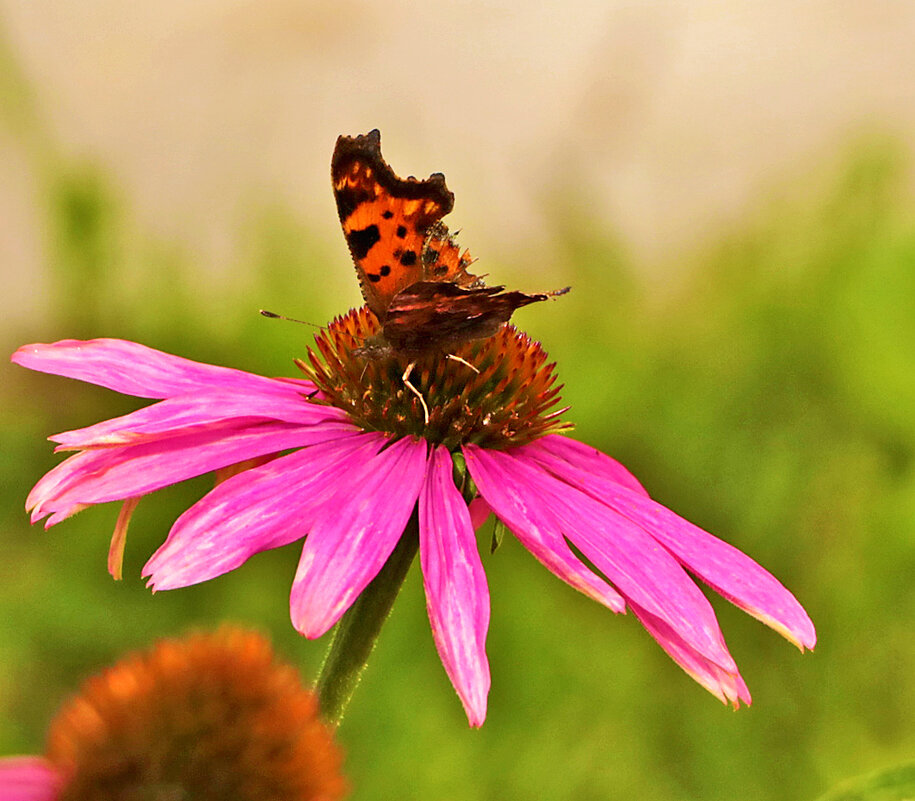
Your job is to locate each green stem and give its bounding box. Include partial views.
[314,511,419,727]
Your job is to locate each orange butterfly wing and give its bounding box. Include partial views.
[332,130,569,356]
[419,221,482,289]
[332,130,479,319]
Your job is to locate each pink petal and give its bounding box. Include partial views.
[267,376,316,390]
[0,757,63,801]
[29,420,358,522]
[51,390,344,450]
[290,436,428,638]
[525,435,649,496]
[11,338,309,399]
[40,503,88,528]
[420,447,491,727]
[472,446,738,672]
[468,497,492,531]
[144,433,383,589]
[213,453,277,485]
[462,444,626,613]
[630,602,752,707]
[525,441,816,650]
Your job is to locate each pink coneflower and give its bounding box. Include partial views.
[0,628,347,801]
[12,307,815,727]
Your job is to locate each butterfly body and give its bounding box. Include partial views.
[332,130,566,358]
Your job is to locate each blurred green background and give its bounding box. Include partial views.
[2,5,915,800]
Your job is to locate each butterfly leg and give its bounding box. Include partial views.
[445,353,480,374]
[402,361,430,424]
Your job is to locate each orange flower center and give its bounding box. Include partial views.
[299,306,571,449]
[46,628,347,801]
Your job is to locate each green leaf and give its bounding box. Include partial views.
[450,450,478,505]
[490,518,509,554]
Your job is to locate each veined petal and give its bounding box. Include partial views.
[524,441,816,650]
[11,338,310,399]
[420,447,490,727]
[463,444,626,614]
[525,434,649,496]
[476,447,737,672]
[51,390,344,450]
[0,756,63,801]
[29,419,359,522]
[27,450,109,521]
[290,437,428,638]
[144,433,383,589]
[630,601,752,708]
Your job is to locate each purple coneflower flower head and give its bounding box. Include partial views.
[12,306,815,726]
[0,628,346,801]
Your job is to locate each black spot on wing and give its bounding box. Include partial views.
[396,225,407,238]
[380,265,391,276]
[368,273,382,283]
[335,187,375,221]
[400,249,417,266]
[347,225,381,260]
[383,210,394,219]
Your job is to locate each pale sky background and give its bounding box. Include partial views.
[2,0,915,332]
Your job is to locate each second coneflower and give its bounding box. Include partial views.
[12,130,815,728]
[0,628,346,801]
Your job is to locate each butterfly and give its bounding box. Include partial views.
[332,130,567,355]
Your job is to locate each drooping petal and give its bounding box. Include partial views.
[108,496,140,580]
[470,446,738,672]
[0,757,63,801]
[630,601,752,708]
[290,437,428,638]
[11,338,310,399]
[51,390,345,450]
[420,446,490,727]
[144,433,381,589]
[463,444,626,614]
[29,419,359,523]
[524,440,817,650]
[525,434,649,496]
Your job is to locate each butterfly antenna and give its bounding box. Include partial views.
[260,309,322,329]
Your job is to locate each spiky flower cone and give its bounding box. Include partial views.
[42,628,347,801]
[300,306,571,449]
